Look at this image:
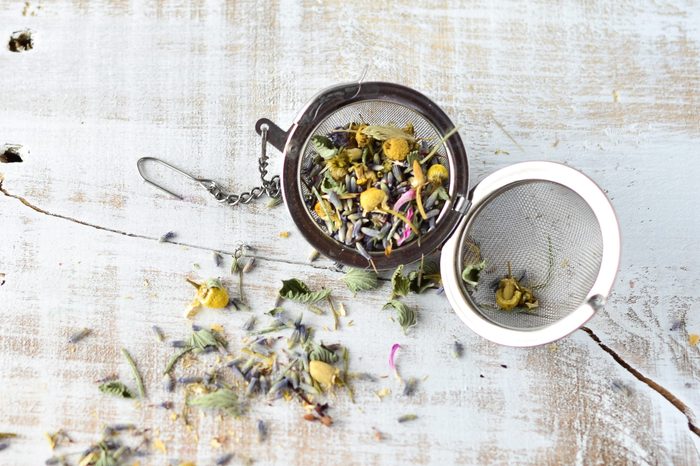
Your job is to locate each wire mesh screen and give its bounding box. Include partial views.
[298,100,452,247]
[460,181,603,330]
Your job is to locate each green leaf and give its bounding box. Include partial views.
[391,265,411,299]
[95,450,118,466]
[188,388,245,417]
[188,328,225,352]
[342,268,378,294]
[461,260,487,289]
[408,261,441,294]
[320,172,347,195]
[383,300,417,334]
[99,381,133,398]
[279,279,331,304]
[311,135,338,160]
[361,125,416,142]
[305,342,339,364]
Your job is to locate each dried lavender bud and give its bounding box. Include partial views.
[177,376,203,385]
[257,419,267,443]
[162,375,174,393]
[452,341,464,359]
[159,231,176,242]
[242,257,256,273]
[68,328,92,344]
[151,325,165,342]
[216,453,234,465]
[170,340,188,348]
[214,252,223,267]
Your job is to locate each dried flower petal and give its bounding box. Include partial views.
[389,343,401,372]
[309,360,339,387]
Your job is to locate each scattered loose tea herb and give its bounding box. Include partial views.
[383,300,417,334]
[397,414,418,423]
[214,251,224,267]
[267,197,283,208]
[308,249,320,262]
[452,341,464,359]
[68,328,92,344]
[159,231,176,242]
[188,388,245,417]
[402,377,419,397]
[151,325,165,342]
[257,419,267,443]
[279,279,331,304]
[342,268,378,294]
[98,381,133,398]
[0,433,16,440]
[216,453,235,465]
[44,430,73,450]
[185,277,230,318]
[391,265,411,299]
[121,348,146,398]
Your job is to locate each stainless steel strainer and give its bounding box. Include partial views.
[257,81,469,270]
[441,162,621,347]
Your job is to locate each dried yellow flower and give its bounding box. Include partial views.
[352,164,377,186]
[344,147,363,161]
[185,278,229,318]
[360,187,387,213]
[309,360,339,386]
[355,124,370,147]
[382,138,410,161]
[325,153,351,180]
[427,164,449,184]
[314,199,338,222]
[689,334,699,346]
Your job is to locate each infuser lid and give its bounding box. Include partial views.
[440,162,621,347]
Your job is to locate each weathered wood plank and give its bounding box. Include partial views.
[1,0,699,464]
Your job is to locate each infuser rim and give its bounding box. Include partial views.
[280,81,471,270]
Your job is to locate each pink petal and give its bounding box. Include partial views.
[389,343,401,370]
[392,188,416,211]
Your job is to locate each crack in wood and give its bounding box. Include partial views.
[0,181,340,274]
[581,326,700,438]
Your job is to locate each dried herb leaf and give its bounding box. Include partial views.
[99,381,133,398]
[311,135,338,160]
[408,260,441,293]
[391,265,411,298]
[342,268,378,294]
[461,260,486,289]
[189,328,225,352]
[361,125,416,142]
[121,348,146,399]
[306,342,339,364]
[163,347,192,375]
[188,388,245,417]
[383,300,417,334]
[279,279,331,304]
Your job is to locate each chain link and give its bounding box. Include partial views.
[204,126,281,206]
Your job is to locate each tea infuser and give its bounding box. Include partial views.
[136,81,620,346]
[440,161,620,347]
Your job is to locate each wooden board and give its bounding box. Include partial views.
[1,0,699,464]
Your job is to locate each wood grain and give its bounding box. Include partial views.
[1,0,699,464]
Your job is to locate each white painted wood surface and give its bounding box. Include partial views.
[1,0,699,464]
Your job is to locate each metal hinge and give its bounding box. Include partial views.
[452,194,471,216]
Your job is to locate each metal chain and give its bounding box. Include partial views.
[203,126,281,206]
